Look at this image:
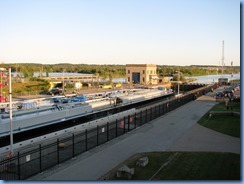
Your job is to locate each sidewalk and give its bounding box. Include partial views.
[29,92,240,180]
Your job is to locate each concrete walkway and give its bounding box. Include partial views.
[29,93,240,180]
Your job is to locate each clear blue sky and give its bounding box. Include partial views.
[0,0,240,66]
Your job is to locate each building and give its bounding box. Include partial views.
[126,64,158,85]
[218,77,228,85]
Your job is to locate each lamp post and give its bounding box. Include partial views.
[8,68,13,156]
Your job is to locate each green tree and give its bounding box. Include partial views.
[20,65,34,78]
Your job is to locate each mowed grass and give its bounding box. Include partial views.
[102,152,240,180]
[198,101,240,137]
[211,101,240,112]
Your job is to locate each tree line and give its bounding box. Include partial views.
[0,63,240,78]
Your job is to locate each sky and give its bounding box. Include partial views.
[0,0,240,66]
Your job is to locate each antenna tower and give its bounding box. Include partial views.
[221,40,224,77]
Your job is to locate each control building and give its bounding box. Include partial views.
[126,64,158,85]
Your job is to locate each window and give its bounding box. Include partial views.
[147,70,149,74]
[142,70,145,74]
[128,70,130,74]
[150,70,152,74]
[142,77,145,82]
[128,77,130,82]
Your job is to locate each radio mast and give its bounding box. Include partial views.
[218,40,228,85]
[221,40,224,77]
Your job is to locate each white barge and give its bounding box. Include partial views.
[0,88,173,137]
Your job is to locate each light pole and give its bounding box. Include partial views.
[8,68,13,156]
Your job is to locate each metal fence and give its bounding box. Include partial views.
[0,84,217,180]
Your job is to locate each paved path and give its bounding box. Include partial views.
[29,93,240,181]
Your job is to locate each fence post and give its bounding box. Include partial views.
[128,115,130,131]
[18,152,21,180]
[57,139,60,165]
[107,122,109,142]
[145,109,148,123]
[155,106,157,118]
[72,133,75,158]
[159,104,161,116]
[158,104,161,115]
[115,119,118,137]
[39,144,42,174]
[123,116,126,134]
[134,112,137,129]
[85,129,88,151]
[140,110,142,126]
[97,125,99,147]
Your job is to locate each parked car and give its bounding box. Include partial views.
[51,97,62,103]
[70,95,87,102]
[222,89,233,97]
[215,92,224,98]
[61,97,71,103]
[47,88,62,95]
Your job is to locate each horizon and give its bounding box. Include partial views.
[0,62,240,67]
[0,0,240,66]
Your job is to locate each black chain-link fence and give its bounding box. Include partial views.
[0,84,217,180]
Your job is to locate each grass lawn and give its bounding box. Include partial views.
[101,152,240,180]
[197,101,240,137]
[211,101,240,112]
